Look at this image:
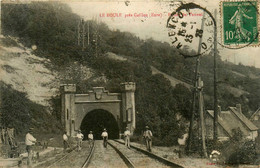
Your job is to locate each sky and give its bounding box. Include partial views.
[67,0,260,68]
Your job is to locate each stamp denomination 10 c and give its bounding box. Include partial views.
[221,0,259,48]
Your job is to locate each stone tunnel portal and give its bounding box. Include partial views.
[60,82,136,137]
[80,109,119,140]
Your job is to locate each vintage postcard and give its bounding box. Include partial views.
[0,0,260,167]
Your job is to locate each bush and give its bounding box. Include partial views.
[226,140,257,164]
[0,82,61,135]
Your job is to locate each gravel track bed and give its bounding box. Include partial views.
[88,140,128,168]
[109,140,170,168]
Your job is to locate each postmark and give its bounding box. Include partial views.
[167,2,216,58]
[220,0,259,48]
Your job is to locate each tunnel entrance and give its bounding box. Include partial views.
[80,109,119,140]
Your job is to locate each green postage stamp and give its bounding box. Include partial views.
[221,0,259,47]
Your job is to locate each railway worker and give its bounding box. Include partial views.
[76,130,84,151]
[25,128,37,167]
[63,131,69,152]
[124,127,131,149]
[143,126,153,152]
[88,131,94,148]
[101,128,108,148]
[1,127,6,144]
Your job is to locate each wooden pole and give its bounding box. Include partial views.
[187,57,199,152]
[198,75,208,158]
[88,21,90,46]
[0,0,2,35]
[213,9,218,142]
[82,19,85,51]
[95,24,98,57]
[187,11,205,153]
[77,21,80,46]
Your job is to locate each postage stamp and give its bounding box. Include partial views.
[220,0,259,48]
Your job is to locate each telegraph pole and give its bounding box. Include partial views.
[213,9,218,142]
[0,0,2,35]
[94,20,98,57]
[77,21,80,46]
[77,19,86,51]
[95,29,98,57]
[198,74,208,158]
[87,21,90,46]
[187,53,199,152]
[82,19,85,51]
[187,12,206,153]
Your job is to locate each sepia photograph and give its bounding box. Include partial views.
[0,0,260,167]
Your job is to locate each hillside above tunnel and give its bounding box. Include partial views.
[1,2,260,146]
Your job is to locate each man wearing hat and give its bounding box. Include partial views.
[63,131,69,152]
[143,126,153,152]
[76,130,84,151]
[101,128,108,148]
[124,127,131,149]
[88,131,94,148]
[25,128,36,167]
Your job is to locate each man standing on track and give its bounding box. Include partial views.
[63,131,69,152]
[25,128,36,167]
[76,130,84,151]
[143,126,153,152]
[88,131,94,148]
[124,127,131,149]
[101,128,108,148]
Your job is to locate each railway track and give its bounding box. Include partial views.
[44,147,77,168]
[107,141,135,168]
[86,140,132,168]
[81,141,95,168]
[34,139,182,168]
[35,140,132,168]
[112,139,183,168]
[39,141,95,168]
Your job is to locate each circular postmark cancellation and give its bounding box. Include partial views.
[220,0,259,49]
[167,2,216,58]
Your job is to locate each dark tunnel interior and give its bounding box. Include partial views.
[80,109,119,140]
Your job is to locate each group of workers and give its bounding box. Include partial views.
[63,129,107,151]
[0,127,16,148]
[62,126,153,152]
[25,126,153,167]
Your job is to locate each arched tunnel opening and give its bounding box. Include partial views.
[80,109,119,140]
